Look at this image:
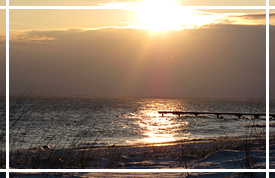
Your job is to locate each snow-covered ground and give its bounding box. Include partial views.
[9,172,266,178]
[7,137,268,178]
[9,137,266,170]
[269,136,275,169]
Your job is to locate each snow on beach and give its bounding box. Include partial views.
[9,172,266,178]
[268,133,275,169]
[9,136,266,169]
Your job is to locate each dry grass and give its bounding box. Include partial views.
[9,130,266,169]
[0,105,5,168]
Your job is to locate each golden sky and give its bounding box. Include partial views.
[8,9,267,98]
[0,1,272,98]
[0,10,5,35]
[10,9,136,32]
[271,9,275,25]
[0,10,5,93]
[9,9,266,33]
[9,0,266,6]
[270,9,275,99]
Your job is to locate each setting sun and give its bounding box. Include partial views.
[129,0,223,31]
[134,0,180,31]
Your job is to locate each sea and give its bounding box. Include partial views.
[8,96,267,150]
[0,95,5,150]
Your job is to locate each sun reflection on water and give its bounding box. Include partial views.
[137,109,189,144]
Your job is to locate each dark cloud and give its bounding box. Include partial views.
[0,39,5,94]
[270,25,275,99]
[271,13,275,19]
[10,25,265,99]
[230,13,267,20]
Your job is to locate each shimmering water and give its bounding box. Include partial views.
[269,100,275,133]
[9,96,266,150]
[0,95,5,121]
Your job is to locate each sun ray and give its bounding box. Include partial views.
[128,1,224,31]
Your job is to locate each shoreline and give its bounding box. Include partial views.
[12,134,262,151]
[77,136,258,150]
[10,134,266,169]
[9,172,267,178]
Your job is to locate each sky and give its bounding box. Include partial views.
[0,10,5,38]
[9,0,266,6]
[0,10,5,94]
[9,9,267,99]
[270,10,275,99]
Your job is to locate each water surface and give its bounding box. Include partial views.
[10,96,266,150]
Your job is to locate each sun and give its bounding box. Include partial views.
[133,0,182,31]
[129,0,222,31]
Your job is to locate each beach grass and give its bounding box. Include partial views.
[8,172,266,178]
[0,106,5,168]
[9,114,266,169]
[9,132,266,169]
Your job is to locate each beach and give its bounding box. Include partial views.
[10,136,266,169]
[9,172,267,178]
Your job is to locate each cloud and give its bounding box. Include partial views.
[10,25,265,99]
[270,25,275,99]
[0,35,5,41]
[212,12,266,26]
[231,13,267,20]
[9,0,266,6]
[0,39,5,94]
[10,0,142,6]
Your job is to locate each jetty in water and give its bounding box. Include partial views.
[158,111,272,119]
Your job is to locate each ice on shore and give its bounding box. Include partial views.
[10,137,266,169]
[9,172,266,178]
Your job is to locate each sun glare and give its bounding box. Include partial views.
[135,0,180,31]
[129,0,223,31]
